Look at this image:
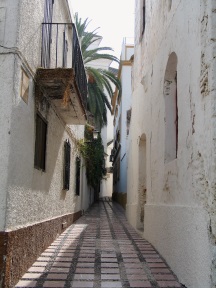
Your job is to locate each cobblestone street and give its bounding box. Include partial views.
[15,199,183,288]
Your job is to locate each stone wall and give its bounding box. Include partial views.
[0,211,81,288]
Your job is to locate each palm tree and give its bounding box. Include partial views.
[75,13,121,128]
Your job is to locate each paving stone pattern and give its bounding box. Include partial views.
[15,199,184,288]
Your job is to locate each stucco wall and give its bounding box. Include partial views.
[4,55,83,231]
[127,0,214,287]
[0,0,21,231]
[0,0,86,231]
[0,55,14,231]
[113,46,133,197]
[144,205,211,288]
[119,65,132,194]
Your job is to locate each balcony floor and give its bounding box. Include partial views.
[35,68,87,125]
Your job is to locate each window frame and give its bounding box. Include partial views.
[75,156,81,196]
[34,113,48,171]
[63,139,71,190]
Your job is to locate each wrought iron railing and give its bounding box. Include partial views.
[41,22,87,109]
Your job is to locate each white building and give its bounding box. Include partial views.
[0,0,91,286]
[112,38,134,209]
[127,1,216,287]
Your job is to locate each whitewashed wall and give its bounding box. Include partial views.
[127,0,215,287]
[0,0,87,231]
[0,0,20,231]
[113,40,134,197]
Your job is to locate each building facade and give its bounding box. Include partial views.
[0,0,91,287]
[112,38,134,209]
[127,1,216,287]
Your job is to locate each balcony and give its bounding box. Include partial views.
[35,23,87,125]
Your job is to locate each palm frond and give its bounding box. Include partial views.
[84,53,120,65]
[88,83,107,127]
[81,31,101,53]
[75,13,91,38]
[86,67,104,90]
[98,69,122,95]
[82,47,113,60]
[74,14,122,127]
[100,77,114,98]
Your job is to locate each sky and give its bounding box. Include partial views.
[69,0,135,68]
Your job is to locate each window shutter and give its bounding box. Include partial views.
[34,114,47,171]
[75,157,81,195]
[63,140,71,190]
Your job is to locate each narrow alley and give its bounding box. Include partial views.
[15,199,183,288]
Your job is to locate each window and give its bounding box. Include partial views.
[20,68,29,104]
[75,157,81,195]
[63,140,71,190]
[34,114,47,171]
[164,52,178,163]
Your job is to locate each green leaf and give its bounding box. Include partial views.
[74,13,122,128]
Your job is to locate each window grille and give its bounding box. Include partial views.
[34,114,47,171]
[63,140,71,190]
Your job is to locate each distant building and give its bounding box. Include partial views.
[0,0,91,286]
[111,38,134,208]
[127,1,216,287]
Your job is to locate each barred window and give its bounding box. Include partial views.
[34,114,47,171]
[63,140,71,190]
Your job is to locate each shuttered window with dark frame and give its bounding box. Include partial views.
[75,157,81,195]
[34,114,47,171]
[63,140,71,190]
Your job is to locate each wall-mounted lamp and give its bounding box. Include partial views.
[93,129,100,140]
